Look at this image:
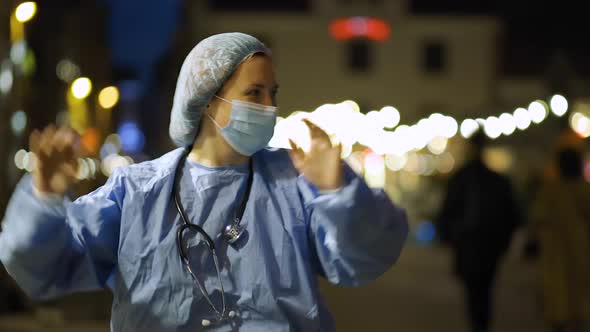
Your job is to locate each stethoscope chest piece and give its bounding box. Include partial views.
[224,221,246,245]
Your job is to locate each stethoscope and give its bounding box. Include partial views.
[172,146,253,327]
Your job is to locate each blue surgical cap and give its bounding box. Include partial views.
[169,32,271,147]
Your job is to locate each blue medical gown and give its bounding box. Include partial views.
[0,148,408,331]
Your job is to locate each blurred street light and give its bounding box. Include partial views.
[71,77,92,99]
[460,119,478,138]
[15,2,37,23]
[528,101,548,124]
[484,116,502,139]
[99,86,120,109]
[514,108,531,130]
[550,94,568,117]
[499,113,516,136]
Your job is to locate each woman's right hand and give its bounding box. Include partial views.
[29,125,80,195]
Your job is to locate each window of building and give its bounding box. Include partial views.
[422,41,447,74]
[348,39,372,72]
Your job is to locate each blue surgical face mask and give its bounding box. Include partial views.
[207,96,277,156]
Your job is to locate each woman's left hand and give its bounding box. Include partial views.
[289,119,343,191]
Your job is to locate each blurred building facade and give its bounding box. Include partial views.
[189,0,501,124]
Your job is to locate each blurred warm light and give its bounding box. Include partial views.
[364,152,385,188]
[365,110,381,127]
[77,159,90,180]
[15,2,37,23]
[514,108,531,130]
[427,136,448,155]
[269,96,564,159]
[99,86,120,109]
[81,128,101,155]
[14,149,27,169]
[404,152,420,174]
[101,154,132,176]
[499,113,516,136]
[100,134,122,160]
[570,112,590,138]
[330,17,391,42]
[460,119,479,138]
[421,154,436,176]
[343,100,360,113]
[71,77,92,99]
[23,151,36,172]
[484,116,502,139]
[399,172,420,192]
[484,147,513,173]
[437,152,455,174]
[445,116,459,138]
[528,101,548,124]
[550,94,568,117]
[385,154,407,171]
[379,106,400,129]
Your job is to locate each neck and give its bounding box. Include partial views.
[188,118,249,167]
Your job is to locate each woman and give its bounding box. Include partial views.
[0,33,408,331]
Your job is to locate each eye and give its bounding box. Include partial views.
[246,89,261,97]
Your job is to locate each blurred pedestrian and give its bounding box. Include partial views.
[530,148,590,332]
[436,130,520,332]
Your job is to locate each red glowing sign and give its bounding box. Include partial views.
[329,17,391,42]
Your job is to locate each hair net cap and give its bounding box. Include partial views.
[169,32,271,147]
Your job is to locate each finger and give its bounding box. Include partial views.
[288,139,305,169]
[288,139,305,158]
[303,120,332,152]
[39,125,57,156]
[288,151,304,171]
[52,128,68,153]
[53,127,75,154]
[59,162,79,179]
[64,128,80,159]
[303,119,330,142]
[56,128,75,160]
[335,142,342,158]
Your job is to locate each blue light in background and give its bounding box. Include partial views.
[415,221,436,245]
[117,122,145,154]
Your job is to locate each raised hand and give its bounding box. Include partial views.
[29,125,80,195]
[288,119,343,191]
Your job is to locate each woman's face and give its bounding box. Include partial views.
[207,54,278,128]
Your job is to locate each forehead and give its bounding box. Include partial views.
[231,54,277,85]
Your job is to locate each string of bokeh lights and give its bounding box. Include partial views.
[6,2,590,183]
